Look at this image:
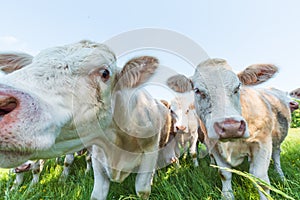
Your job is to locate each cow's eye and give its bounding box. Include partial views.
[99,69,110,82]
[194,88,206,99]
[89,65,111,83]
[233,83,241,94]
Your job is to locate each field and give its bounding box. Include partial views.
[0,128,299,200]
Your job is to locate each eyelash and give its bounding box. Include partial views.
[233,83,241,94]
[194,88,207,99]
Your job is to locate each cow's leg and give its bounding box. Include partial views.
[249,142,272,200]
[272,146,285,180]
[160,140,179,166]
[174,135,182,158]
[189,131,199,167]
[11,173,24,190]
[30,160,44,185]
[91,146,110,200]
[60,154,75,180]
[211,148,234,200]
[135,152,158,199]
[85,150,92,174]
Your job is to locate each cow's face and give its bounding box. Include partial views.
[170,92,196,133]
[167,58,278,140]
[191,59,247,140]
[0,40,116,167]
[290,88,300,99]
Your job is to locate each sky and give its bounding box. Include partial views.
[1,0,300,100]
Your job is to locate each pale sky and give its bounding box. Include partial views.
[1,0,300,99]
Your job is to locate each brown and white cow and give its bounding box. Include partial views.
[10,159,45,190]
[0,41,169,200]
[167,58,289,199]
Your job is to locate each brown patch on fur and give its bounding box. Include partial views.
[197,126,205,143]
[188,103,195,110]
[167,75,193,93]
[33,168,40,174]
[0,53,33,73]
[238,64,278,86]
[219,170,226,181]
[160,99,170,109]
[159,101,172,148]
[114,56,159,90]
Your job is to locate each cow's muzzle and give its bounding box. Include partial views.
[213,118,247,140]
[289,100,299,113]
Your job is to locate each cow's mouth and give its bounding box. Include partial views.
[0,96,18,120]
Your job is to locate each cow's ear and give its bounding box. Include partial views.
[237,64,278,86]
[0,52,33,73]
[114,56,158,90]
[167,74,193,93]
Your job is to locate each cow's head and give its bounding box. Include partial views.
[170,92,196,133]
[167,58,278,141]
[0,40,117,167]
[290,88,300,99]
[288,88,300,112]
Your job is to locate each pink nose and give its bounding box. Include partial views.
[0,95,18,117]
[289,101,299,112]
[176,125,187,131]
[214,118,246,139]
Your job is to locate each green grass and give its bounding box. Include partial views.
[0,128,299,200]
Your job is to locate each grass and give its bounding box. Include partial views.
[0,128,299,200]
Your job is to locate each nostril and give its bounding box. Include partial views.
[0,95,18,116]
[290,101,299,110]
[176,125,187,131]
[238,120,246,132]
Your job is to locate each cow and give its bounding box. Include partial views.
[158,99,180,166]
[11,149,92,190]
[0,40,169,200]
[262,87,298,180]
[10,159,45,190]
[1,55,93,189]
[169,92,201,166]
[166,58,287,199]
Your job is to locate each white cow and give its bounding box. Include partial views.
[170,92,200,166]
[0,41,169,200]
[1,55,92,189]
[10,149,92,190]
[167,58,290,200]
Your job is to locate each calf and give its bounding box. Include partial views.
[0,41,168,200]
[167,58,287,199]
[170,92,200,166]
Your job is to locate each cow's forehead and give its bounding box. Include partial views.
[192,65,239,91]
[33,41,116,73]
